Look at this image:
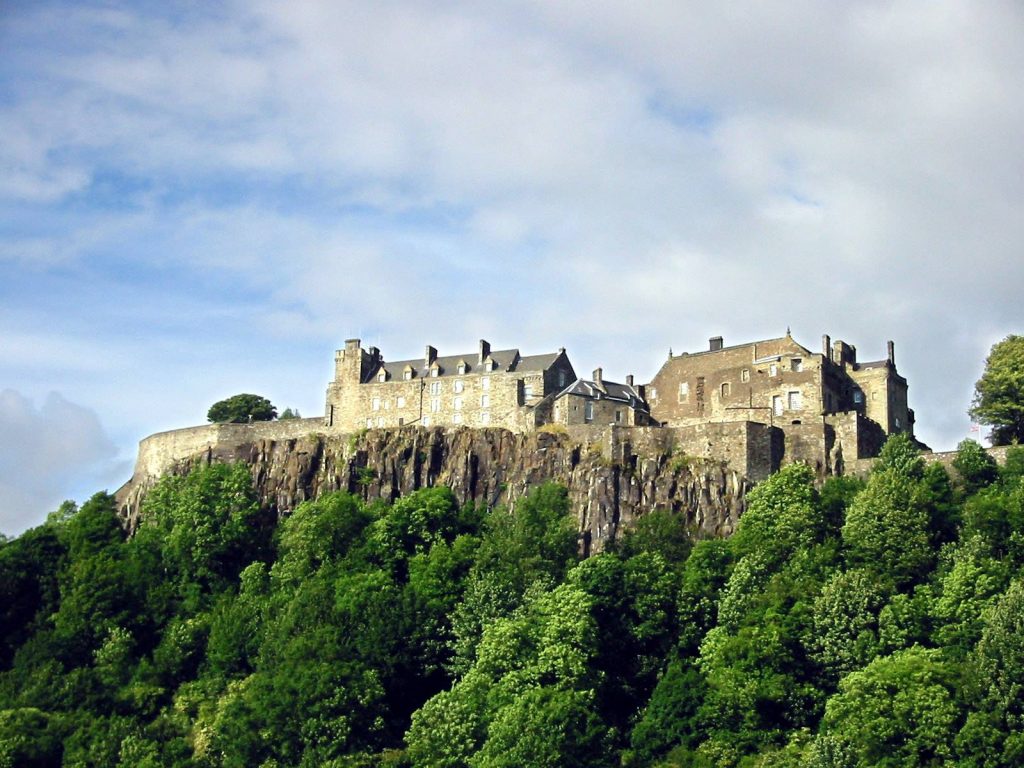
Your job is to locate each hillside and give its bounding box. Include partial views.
[2,435,1024,766]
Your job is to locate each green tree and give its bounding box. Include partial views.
[953,439,1000,496]
[278,407,301,420]
[842,469,933,587]
[970,335,1024,445]
[818,646,961,767]
[206,393,277,423]
[810,568,889,681]
[874,433,925,480]
[957,578,1024,765]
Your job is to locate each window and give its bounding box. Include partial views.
[791,358,803,372]
[454,397,463,410]
[430,367,439,377]
[422,415,431,427]
[430,382,441,395]
[524,385,533,399]
[397,396,406,408]
[430,398,441,413]
[558,370,567,387]
[585,401,594,422]
[741,368,750,383]
[895,416,902,429]
[377,417,384,427]
[773,395,783,416]
[366,418,373,428]
[404,370,413,381]
[479,412,490,425]
[678,382,689,403]
[481,394,490,408]
[615,410,623,423]
[649,387,657,400]
[383,399,390,410]
[454,380,464,394]
[769,363,778,377]
[458,363,467,375]
[853,391,864,404]
[721,382,731,398]
[481,377,490,391]
[453,412,462,424]
[378,371,386,382]
[788,391,802,410]
[371,397,381,411]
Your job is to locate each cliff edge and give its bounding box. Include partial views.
[116,421,752,552]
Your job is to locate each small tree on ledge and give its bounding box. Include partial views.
[207,394,277,423]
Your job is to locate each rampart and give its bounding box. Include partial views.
[131,418,324,479]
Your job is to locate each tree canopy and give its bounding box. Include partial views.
[970,335,1024,445]
[5,451,1024,765]
[206,393,277,423]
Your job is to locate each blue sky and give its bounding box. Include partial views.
[2,0,1022,534]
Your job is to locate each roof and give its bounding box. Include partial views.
[367,348,563,383]
[672,334,811,360]
[556,378,650,411]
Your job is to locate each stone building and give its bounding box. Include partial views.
[325,338,577,432]
[553,369,654,426]
[645,332,919,470]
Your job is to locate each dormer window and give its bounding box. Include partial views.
[404,370,413,381]
[378,370,387,383]
[430,367,439,377]
[403,364,415,381]
[457,362,467,375]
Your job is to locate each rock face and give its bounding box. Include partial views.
[117,426,751,553]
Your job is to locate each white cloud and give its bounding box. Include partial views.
[0,390,127,536]
[0,0,1021,463]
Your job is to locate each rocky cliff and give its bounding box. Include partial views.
[117,424,752,552]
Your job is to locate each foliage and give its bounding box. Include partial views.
[841,469,933,586]
[819,646,961,766]
[3,450,1024,766]
[278,407,301,420]
[874,432,925,480]
[970,335,1024,445]
[953,438,1000,496]
[207,393,277,423]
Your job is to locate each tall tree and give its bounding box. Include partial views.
[970,335,1024,445]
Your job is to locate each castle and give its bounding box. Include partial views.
[324,331,919,477]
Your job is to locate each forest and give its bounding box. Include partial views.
[2,434,1024,767]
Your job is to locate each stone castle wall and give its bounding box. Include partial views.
[117,422,753,552]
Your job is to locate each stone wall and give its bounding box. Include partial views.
[117,423,752,553]
[847,443,1016,477]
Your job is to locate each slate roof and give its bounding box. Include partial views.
[674,335,811,360]
[366,348,562,383]
[556,378,650,412]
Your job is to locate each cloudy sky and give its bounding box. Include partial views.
[1,0,1021,534]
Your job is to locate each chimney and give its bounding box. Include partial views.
[822,334,831,360]
[593,367,604,389]
[425,345,437,367]
[626,374,634,386]
[478,339,490,364]
[887,340,895,366]
[709,336,724,352]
